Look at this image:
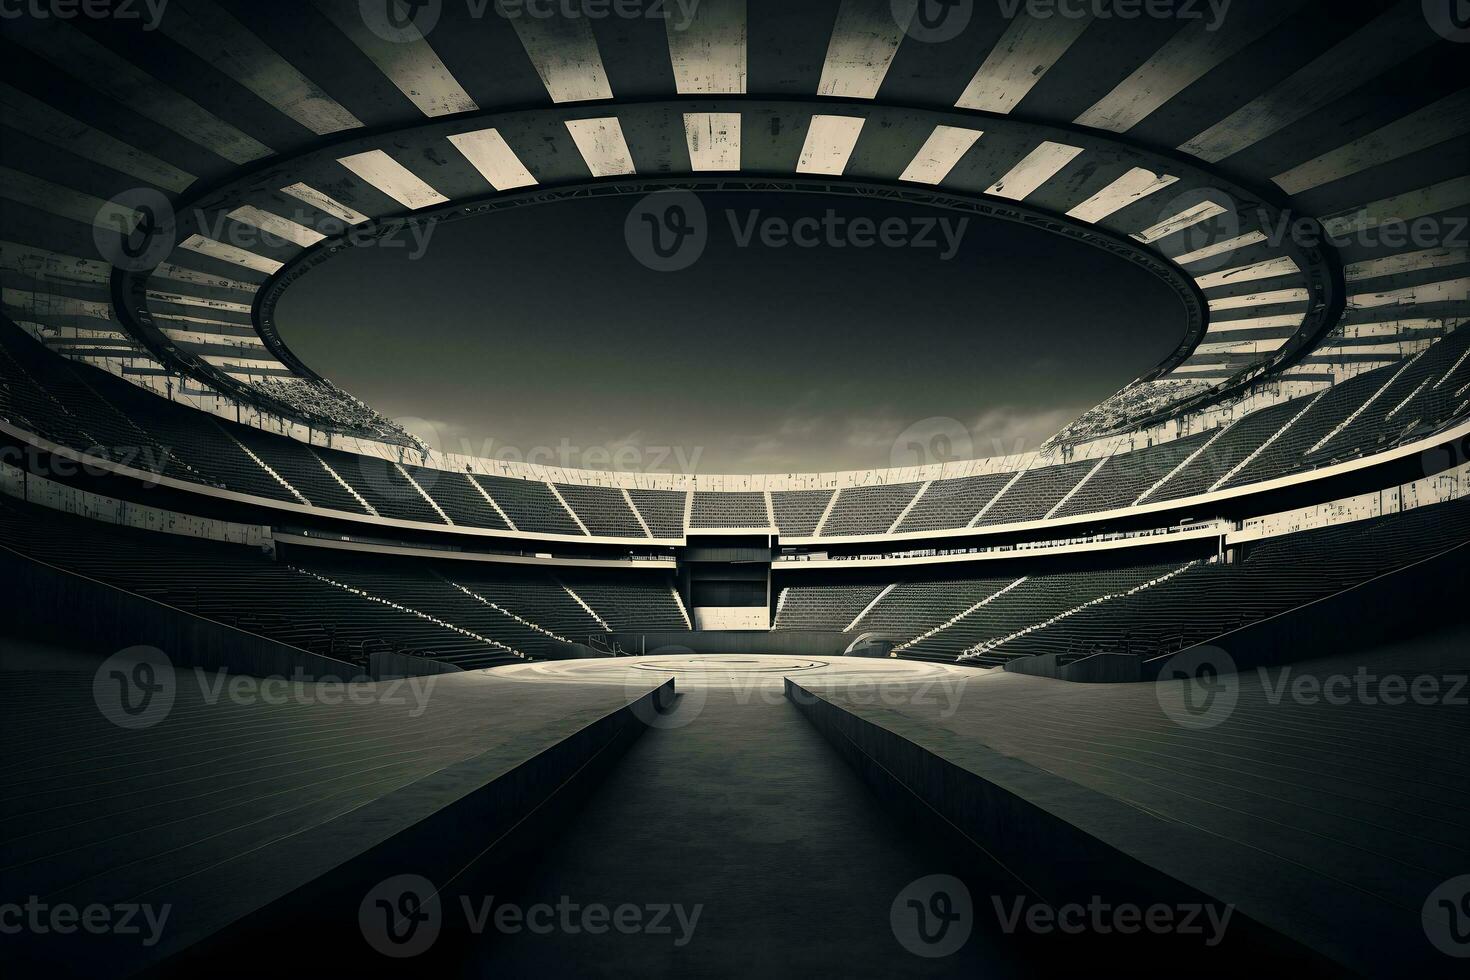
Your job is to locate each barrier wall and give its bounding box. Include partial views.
[0,547,361,681]
[607,630,852,657]
[1147,540,1470,678]
[0,461,272,549]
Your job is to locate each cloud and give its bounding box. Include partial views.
[711,402,1093,473]
[966,404,1093,458]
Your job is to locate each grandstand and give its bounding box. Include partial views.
[1,4,1467,977]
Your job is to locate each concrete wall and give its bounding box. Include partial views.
[1005,651,1143,682]
[368,649,464,679]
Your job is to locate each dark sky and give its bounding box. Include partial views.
[277,190,1185,474]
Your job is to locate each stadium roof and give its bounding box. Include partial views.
[1,0,1466,473]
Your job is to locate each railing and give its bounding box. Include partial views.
[776,520,1228,564]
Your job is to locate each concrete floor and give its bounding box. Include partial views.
[0,638,668,976]
[796,628,1470,977]
[29,641,1444,976]
[462,684,1026,978]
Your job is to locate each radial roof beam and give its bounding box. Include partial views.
[796,115,866,176]
[667,0,747,94]
[153,262,255,292]
[0,166,138,231]
[448,128,539,190]
[818,0,913,100]
[899,125,984,185]
[0,241,109,285]
[1204,314,1305,333]
[1208,288,1312,312]
[6,19,271,163]
[1074,2,1300,134]
[1171,230,1269,266]
[313,0,477,117]
[336,150,451,210]
[1343,248,1470,282]
[225,206,327,248]
[159,0,363,136]
[1193,256,1302,290]
[954,14,1092,115]
[177,235,284,275]
[985,141,1084,202]
[0,83,195,193]
[1065,167,1179,224]
[1273,89,1470,195]
[684,112,742,172]
[502,4,614,103]
[1320,176,1470,238]
[1179,3,1439,163]
[1131,200,1230,245]
[279,183,371,226]
[564,118,637,177]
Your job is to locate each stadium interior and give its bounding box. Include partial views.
[1,1,1468,976]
